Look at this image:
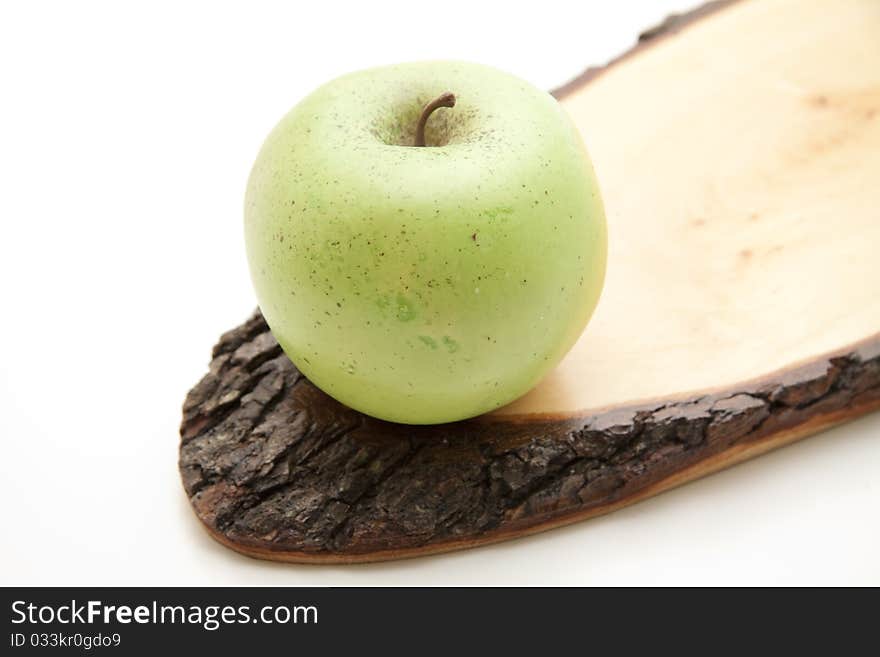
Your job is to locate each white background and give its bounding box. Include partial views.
[1,0,878,586]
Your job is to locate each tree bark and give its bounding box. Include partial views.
[180,315,879,563]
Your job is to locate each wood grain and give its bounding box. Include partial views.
[179,0,880,563]
[507,0,880,415]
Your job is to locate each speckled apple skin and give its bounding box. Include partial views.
[245,61,606,424]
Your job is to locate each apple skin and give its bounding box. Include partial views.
[245,61,606,424]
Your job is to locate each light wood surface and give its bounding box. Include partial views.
[502,0,880,415]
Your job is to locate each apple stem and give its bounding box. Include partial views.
[414,92,456,147]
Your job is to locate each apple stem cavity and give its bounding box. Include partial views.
[414,92,456,147]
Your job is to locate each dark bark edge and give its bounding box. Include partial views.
[179,310,880,562]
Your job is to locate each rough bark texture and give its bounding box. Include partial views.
[180,311,880,562]
[179,1,880,562]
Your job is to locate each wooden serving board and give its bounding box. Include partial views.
[180,0,880,563]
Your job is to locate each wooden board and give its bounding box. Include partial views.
[179,0,880,563]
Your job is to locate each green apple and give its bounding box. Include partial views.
[245,61,606,424]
